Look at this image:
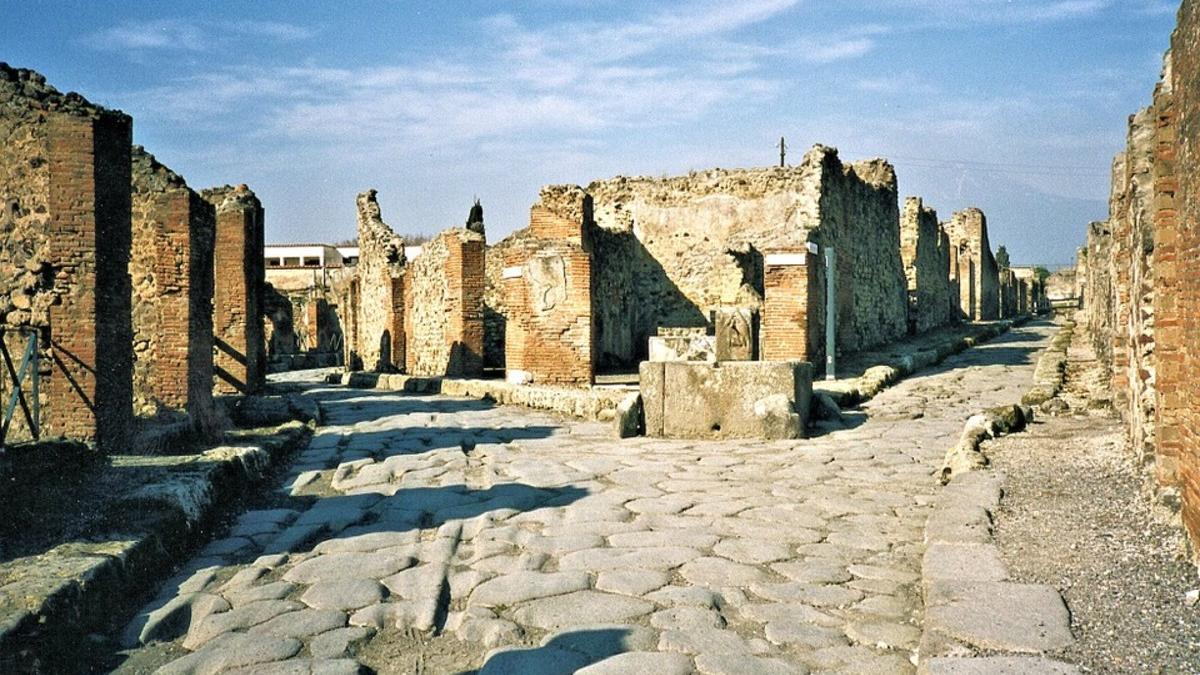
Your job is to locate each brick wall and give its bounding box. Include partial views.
[1164,1,1200,555]
[501,188,595,385]
[1,65,133,451]
[761,249,821,362]
[203,185,265,395]
[352,189,406,372]
[900,197,956,333]
[130,146,217,433]
[403,228,485,376]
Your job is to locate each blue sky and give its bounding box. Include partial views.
[2,0,1178,265]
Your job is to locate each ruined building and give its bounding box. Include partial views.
[900,197,956,333]
[0,64,134,452]
[1083,3,1200,562]
[130,146,219,435]
[345,191,486,378]
[202,185,266,395]
[945,208,1001,321]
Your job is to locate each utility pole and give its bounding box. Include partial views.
[778,136,787,167]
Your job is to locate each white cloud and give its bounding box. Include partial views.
[84,18,314,52]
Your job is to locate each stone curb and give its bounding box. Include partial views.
[340,372,632,421]
[917,318,1078,674]
[816,318,1024,408]
[0,418,313,673]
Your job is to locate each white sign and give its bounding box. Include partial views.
[501,266,524,279]
[764,252,807,266]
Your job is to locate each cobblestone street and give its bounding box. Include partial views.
[112,320,1056,674]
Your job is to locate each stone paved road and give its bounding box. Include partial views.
[112,320,1056,675]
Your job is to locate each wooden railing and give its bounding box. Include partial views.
[0,327,42,448]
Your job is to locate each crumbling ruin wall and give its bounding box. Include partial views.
[584,146,907,370]
[900,197,954,333]
[945,208,1000,320]
[352,190,406,372]
[1082,4,1200,562]
[203,184,265,395]
[499,186,594,385]
[130,146,217,433]
[404,227,485,377]
[0,64,133,451]
[1159,9,1200,555]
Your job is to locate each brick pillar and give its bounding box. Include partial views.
[762,249,821,364]
[446,234,485,376]
[45,113,133,451]
[206,186,265,394]
[1153,84,1182,489]
[503,199,593,385]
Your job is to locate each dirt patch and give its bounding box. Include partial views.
[987,324,1200,672]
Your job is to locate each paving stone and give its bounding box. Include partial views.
[160,632,302,674]
[849,563,922,584]
[643,585,720,608]
[224,581,297,607]
[919,656,1082,674]
[251,608,348,638]
[921,543,1007,584]
[576,652,694,675]
[479,646,590,675]
[799,644,915,674]
[750,581,865,607]
[300,578,388,610]
[183,599,303,649]
[595,569,670,597]
[223,658,363,675]
[607,530,718,549]
[650,606,725,630]
[455,617,525,648]
[658,628,756,655]
[737,602,841,627]
[771,559,852,584]
[679,557,770,587]
[524,534,606,555]
[126,592,231,646]
[540,624,659,659]
[510,591,654,630]
[924,581,1074,653]
[845,620,921,649]
[764,620,849,648]
[308,626,376,658]
[694,652,801,675]
[348,601,419,629]
[283,551,417,584]
[468,570,591,608]
[559,546,702,572]
[312,531,420,554]
[849,593,913,620]
[712,538,791,564]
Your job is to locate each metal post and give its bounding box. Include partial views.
[29,329,39,438]
[824,247,836,381]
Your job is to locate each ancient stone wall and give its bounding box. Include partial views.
[945,208,1000,320]
[403,227,485,377]
[1082,2,1200,561]
[499,186,594,385]
[584,146,908,371]
[0,64,133,451]
[1161,5,1200,554]
[129,147,217,434]
[352,190,406,372]
[900,197,955,333]
[203,184,265,395]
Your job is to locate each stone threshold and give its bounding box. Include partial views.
[0,399,315,673]
[917,319,1078,674]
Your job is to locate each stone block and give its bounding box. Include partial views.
[614,392,644,438]
[647,336,716,363]
[640,360,812,440]
[715,307,756,361]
